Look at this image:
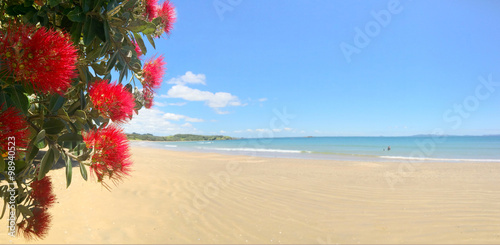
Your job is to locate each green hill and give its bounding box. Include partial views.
[127,133,235,141]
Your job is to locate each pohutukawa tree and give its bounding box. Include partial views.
[0,0,175,240]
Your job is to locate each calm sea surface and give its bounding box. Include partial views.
[132,136,500,162]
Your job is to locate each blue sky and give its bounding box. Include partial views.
[123,0,500,137]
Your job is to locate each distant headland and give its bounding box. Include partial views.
[126,133,235,141]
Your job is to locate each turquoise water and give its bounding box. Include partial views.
[132,136,500,162]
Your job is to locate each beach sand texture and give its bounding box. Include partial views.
[3,146,500,244]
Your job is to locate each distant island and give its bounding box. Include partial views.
[126,133,235,141]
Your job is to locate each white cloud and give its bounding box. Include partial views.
[123,109,200,135]
[166,84,242,109]
[258,98,268,102]
[154,101,166,107]
[162,112,204,122]
[167,102,187,106]
[167,71,206,85]
[219,130,226,133]
[284,127,293,131]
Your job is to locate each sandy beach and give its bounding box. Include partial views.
[3,146,500,244]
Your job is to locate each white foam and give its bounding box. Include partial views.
[196,147,304,154]
[379,155,500,162]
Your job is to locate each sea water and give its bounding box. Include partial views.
[132,136,500,162]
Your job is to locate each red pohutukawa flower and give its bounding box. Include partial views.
[0,23,78,94]
[133,41,142,58]
[144,0,158,21]
[83,125,132,185]
[157,0,176,35]
[18,208,52,240]
[141,55,165,108]
[88,79,135,123]
[0,106,30,154]
[30,177,56,208]
[143,55,166,92]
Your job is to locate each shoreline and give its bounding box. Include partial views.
[4,145,500,244]
[130,140,500,163]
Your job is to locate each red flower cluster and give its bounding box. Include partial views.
[144,0,158,21]
[18,208,52,240]
[19,176,56,239]
[143,0,176,35]
[143,55,166,91]
[158,0,176,35]
[18,177,56,240]
[83,125,132,185]
[88,79,135,123]
[0,23,78,94]
[30,177,56,208]
[142,55,166,108]
[133,41,143,58]
[0,106,30,155]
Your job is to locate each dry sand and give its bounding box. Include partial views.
[2,146,500,244]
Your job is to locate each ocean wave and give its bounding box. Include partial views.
[196,147,309,154]
[163,145,178,148]
[379,155,500,162]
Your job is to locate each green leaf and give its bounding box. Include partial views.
[13,160,27,175]
[103,19,111,44]
[48,0,61,7]
[72,142,86,155]
[4,87,29,114]
[6,5,36,16]
[17,205,33,218]
[82,0,93,12]
[119,66,128,83]
[68,100,81,115]
[38,148,55,180]
[26,145,39,164]
[79,162,88,181]
[57,108,71,121]
[36,140,47,149]
[44,118,65,135]
[94,19,106,42]
[83,16,96,46]
[123,0,138,10]
[58,133,83,142]
[51,146,61,163]
[67,6,85,22]
[70,22,83,44]
[49,94,65,114]
[106,52,118,72]
[133,33,147,55]
[64,154,72,188]
[33,129,46,145]
[0,157,5,172]
[74,110,87,120]
[146,34,156,49]
[91,62,107,76]
[152,16,162,26]
[127,19,155,34]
